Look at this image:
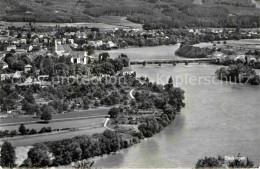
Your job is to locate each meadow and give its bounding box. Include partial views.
[0,108,109,125]
[194,39,260,50]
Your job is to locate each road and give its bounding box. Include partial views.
[104,118,115,131]
[129,89,135,99]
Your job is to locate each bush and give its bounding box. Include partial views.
[38,127,52,134]
[10,130,17,137]
[196,156,224,168]
[29,129,38,135]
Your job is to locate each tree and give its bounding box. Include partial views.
[0,141,16,167]
[168,76,173,84]
[40,105,53,123]
[18,124,27,135]
[113,58,124,71]
[99,52,110,62]
[154,97,166,109]
[22,102,38,115]
[1,95,17,113]
[94,100,100,107]
[4,53,16,68]
[40,111,52,123]
[108,107,119,118]
[165,76,174,91]
[27,143,51,167]
[21,158,32,167]
[102,62,115,75]
[195,156,224,168]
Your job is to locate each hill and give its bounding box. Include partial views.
[0,0,260,28]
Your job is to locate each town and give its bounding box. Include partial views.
[0,22,260,168]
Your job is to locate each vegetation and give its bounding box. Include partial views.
[0,124,52,138]
[18,124,27,135]
[110,77,185,139]
[195,154,254,168]
[176,45,214,58]
[196,156,224,168]
[40,105,53,123]
[108,107,120,118]
[2,76,185,168]
[216,63,260,85]
[1,0,260,28]
[0,141,16,168]
[0,53,132,116]
[21,129,136,167]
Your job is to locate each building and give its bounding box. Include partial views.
[120,67,134,76]
[1,73,14,81]
[5,45,17,52]
[55,45,65,56]
[24,64,32,73]
[70,55,89,65]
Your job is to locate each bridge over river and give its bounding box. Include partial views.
[130,58,218,66]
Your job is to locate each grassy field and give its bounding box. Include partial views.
[0,108,110,124]
[2,127,106,147]
[0,109,109,165]
[98,16,142,29]
[96,44,182,61]
[194,39,260,50]
[0,20,140,30]
[0,117,106,131]
[12,125,106,165]
[0,108,109,148]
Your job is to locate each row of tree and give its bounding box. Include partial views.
[19,129,138,167]
[216,63,260,85]
[0,124,52,138]
[195,154,254,168]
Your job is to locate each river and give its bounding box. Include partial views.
[92,44,260,167]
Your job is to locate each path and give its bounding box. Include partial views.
[129,89,135,99]
[104,118,115,131]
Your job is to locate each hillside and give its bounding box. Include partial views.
[0,0,260,28]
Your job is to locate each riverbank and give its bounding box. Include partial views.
[89,63,260,168]
[176,39,260,69]
[12,72,185,167]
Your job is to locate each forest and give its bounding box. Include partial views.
[1,0,260,28]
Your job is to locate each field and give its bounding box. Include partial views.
[0,17,142,30]
[0,108,109,147]
[193,39,260,50]
[98,16,143,29]
[13,126,107,166]
[96,44,183,61]
[0,122,106,147]
[0,108,110,124]
[0,117,106,131]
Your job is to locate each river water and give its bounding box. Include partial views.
[92,44,260,168]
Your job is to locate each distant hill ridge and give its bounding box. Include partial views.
[0,0,260,28]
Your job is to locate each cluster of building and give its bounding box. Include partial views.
[188,28,260,39]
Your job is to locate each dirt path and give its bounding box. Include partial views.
[104,118,115,131]
[129,89,135,99]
